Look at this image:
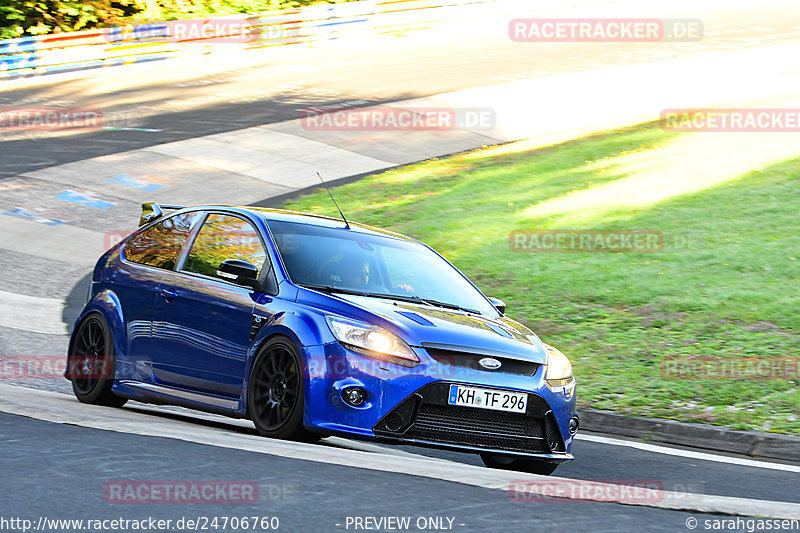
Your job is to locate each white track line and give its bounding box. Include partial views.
[1,384,799,519]
[0,289,67,335]
[576,434,800,474]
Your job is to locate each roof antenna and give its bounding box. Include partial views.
[317,171,350,229]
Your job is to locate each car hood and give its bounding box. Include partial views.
[336,294,547,364]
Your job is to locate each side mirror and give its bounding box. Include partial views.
[488,297,506,315]
[217,259,261,290]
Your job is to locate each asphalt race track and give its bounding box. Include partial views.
[2,0,800,176]
[0,412,728,533]
[2,0,800,531]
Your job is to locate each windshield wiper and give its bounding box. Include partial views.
[297,283,368,297]
[298,284,481,314]
[299,284,417,303]
[417,298,481,315]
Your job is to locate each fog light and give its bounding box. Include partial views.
[342,387,366,407]
[569,417,579,434]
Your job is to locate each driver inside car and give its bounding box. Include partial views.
[337,255,414,294]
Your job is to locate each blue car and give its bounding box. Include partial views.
[67,203,578,474]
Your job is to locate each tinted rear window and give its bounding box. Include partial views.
[125,212,196,269]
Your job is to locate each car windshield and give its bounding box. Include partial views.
[266,219,498,316]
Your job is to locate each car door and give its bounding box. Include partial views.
[149,212,269,398]
[115,211,199,367]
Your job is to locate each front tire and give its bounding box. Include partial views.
[68,313,127,407]
[248,337,319,442]
[480,453,560,475]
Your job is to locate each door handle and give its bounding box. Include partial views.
[159,288,178,300]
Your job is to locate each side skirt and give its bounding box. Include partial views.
[114,380,246,418]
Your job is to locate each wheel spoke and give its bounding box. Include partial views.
[253,375,270,391]
[252,393,266,414]
[88,322,98,346]
[92,322,104,348]
[80,327,91,351]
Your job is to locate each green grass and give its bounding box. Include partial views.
[283,123,800,435]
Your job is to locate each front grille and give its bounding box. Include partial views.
[373,382,564,455]
[414,404,543,437]
[424,346,540,377]
[411,403,549,453]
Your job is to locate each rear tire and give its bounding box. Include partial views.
[68,313,127,407]
[248,337,320,442]
[480,453,560,475]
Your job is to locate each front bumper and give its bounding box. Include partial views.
[373,382,573,460]
[302,342,577,459]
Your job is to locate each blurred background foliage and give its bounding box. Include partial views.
[0,0,355,39]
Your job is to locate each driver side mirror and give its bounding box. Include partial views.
[217,259,261,290]
[488,297,506,315]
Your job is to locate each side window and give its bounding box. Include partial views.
[183,214,267,278]
[125,212,195,269]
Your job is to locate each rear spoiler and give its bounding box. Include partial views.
[139,202,186,226]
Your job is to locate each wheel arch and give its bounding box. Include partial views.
[247,309,327,371]
[242,309,327,419]
[69,290,127,364]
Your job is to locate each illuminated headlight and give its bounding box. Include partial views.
[544,343,574,390]
[326,316,419,367]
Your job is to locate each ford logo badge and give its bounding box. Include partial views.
[478,357,502,370]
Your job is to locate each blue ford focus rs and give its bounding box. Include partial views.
[67,203,578,474]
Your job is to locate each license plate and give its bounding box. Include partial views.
[448,385,527,413]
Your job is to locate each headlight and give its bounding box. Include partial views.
[544,343,574,387]
[326,316,419,367]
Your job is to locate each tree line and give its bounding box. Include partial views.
[0,0,348,39]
